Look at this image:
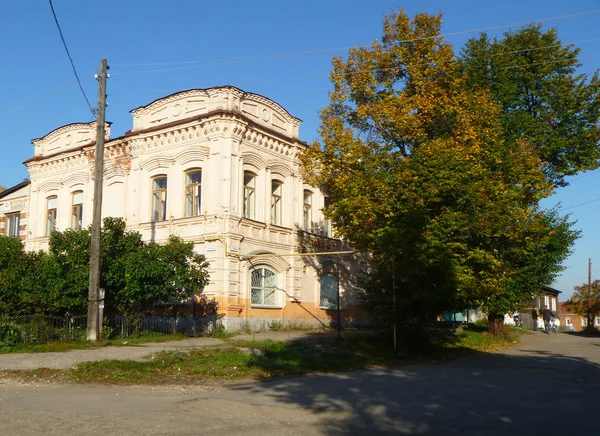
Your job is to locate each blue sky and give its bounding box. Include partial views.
[1,0,598,299]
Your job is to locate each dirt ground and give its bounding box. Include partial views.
[0,331,598,435]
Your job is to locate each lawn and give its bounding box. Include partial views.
[1,325,526,385]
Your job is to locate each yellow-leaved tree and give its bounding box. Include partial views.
[301,10,578,340]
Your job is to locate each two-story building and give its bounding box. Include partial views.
[0,86,366,330]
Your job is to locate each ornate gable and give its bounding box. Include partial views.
[31,122,110,157]
[130,89,213,132]
[129,87,301,140]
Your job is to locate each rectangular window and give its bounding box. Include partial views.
[320,273,339,310]
[243,172,256,220]
[185,170,202,217]
[543,296,549,309]
[71,192,83,230]
[152,177,168,222]
[271,181,282,226]
[303,190,312,232]
[6,213,20,238]
[551,298,556,312]
[596,318,600,326]
[582,317,587,327]
[46,196,57,236]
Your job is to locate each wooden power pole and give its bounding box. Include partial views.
[588,258,592,327]
[87,58,108,342]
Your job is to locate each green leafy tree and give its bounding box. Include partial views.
[566,280,600,330]
[301,10,577,336]
[39,218,209,316]
[460,25,600,187]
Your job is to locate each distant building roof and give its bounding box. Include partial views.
[542,285,562,296]
[0,180,30,200]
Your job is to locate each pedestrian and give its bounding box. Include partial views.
[531,306,539,330]
[540,305,555,332]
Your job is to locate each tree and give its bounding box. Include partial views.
[566,280,600,330]
[41,218,210,315]
[300,10,577,337]
[460,25,600,187]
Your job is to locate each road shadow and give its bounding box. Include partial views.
[231,332,600,435]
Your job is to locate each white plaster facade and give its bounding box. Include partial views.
[13,87,366,329]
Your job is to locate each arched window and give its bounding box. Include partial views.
[46,196,58,236]
[303,190,312,231]
[320,273,338,309]
[185,170,202,217]
[271,180,282,226]
[250,267,277,306]
[243,171,256,219]
[71,191,83,230]
[152,176,167,222]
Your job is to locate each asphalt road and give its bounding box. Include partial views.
[0,331,598,435]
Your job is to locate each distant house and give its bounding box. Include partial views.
[0,180,30,240]
[509,285,562,329]
[558,302,587,332]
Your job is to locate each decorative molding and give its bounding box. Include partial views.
[62,173,89,188]
[138,156,173,172]
[268,162,294,178]
[242,152,268,170]
[245,251,291,273]
[173,148,209,165]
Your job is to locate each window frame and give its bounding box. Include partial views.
[582,317,588,327]
[185,169,202,217]
[243,171,257,220]
[46,196,58,236]
[151,176,168,222]
[303,190,312,232]
[319,272,339,310]
[271,180,283,226]
[6,213,20,238]
[71,191,84,230]
[249,266,280,308]
[323,196,332,237]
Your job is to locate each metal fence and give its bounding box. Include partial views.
[0,314,220,345]
[0,314,87,345]
[107,314,219,338]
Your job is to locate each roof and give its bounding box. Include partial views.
[541,285,562,296]
[559,302,575,314]
[0,180,30,200]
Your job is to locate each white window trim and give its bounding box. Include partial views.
[249,266,283,308]
[6,213,20,238]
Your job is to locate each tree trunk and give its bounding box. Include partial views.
[487,313,507,337]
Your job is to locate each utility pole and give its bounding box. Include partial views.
[588,258,592,328]
[87,58,108,342]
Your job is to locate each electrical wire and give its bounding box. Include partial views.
[558,197,600,212]
[110,9,600,72]
[48,0,95,118]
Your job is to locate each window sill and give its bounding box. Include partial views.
[250,304,283,309]
[319,306,339,311]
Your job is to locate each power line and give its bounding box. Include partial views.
[558,197,600,212]
[110,9,600,72]
[48,0,95,118]
[0,104,85,139]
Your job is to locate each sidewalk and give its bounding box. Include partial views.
[0,330,359,371]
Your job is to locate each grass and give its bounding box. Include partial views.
[0,325,525,385]
[0,326,526,385]
[0,332,189,354]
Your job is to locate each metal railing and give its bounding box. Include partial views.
[0,314,220,345]
[107,314,219,338]
[0,314,87,345]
